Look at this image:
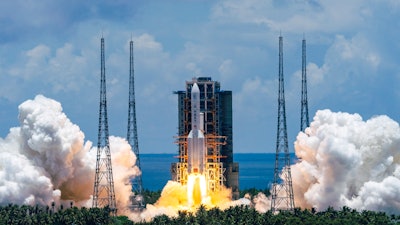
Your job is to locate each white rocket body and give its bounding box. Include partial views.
[187,83,206,174]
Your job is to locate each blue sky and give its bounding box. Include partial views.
[0,0,399,153]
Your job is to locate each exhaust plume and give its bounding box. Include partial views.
[292,109,400,214]
[7,95,398,219]
[0,95,138,211]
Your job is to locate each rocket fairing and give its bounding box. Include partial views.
[187,83,206,174]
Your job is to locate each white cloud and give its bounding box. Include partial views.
[211,0,367,33]
[329,35,380,68]
[26,44,51,66]
[307,63,327,86]
[218,59,234,81]
[235,76,275,117]
[48,43,91,93]
[293,62,327,88]
[186,62,202,76]
[0,0,400,156]
[135,33,164,52]
[325,34,381,77]
[20,44,51,79]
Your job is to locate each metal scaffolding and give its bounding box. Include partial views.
[127,40,145,210]
[173,134,226,193]
[300,38,310,132]
[271,35,295,212]
[93,37,117,216]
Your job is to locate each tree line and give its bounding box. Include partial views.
[1,188,400,224]
[2,203,400,225]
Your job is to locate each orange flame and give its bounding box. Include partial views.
[187,174,208,208]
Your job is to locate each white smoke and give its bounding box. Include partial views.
[10,95,400,218]
[292,109,400,214]
[252,192,270,213]
[0,95,139,211]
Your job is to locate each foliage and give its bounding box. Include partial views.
[114,215,134,225]
[135,206,400,225]
[1,199,400,225]
[142,189,161,205]
[0,204,113,225]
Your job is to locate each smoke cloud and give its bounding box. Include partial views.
[4,95,400,219]
[0,95,138,211]
[292,109,400,214]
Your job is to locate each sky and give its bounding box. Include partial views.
[0,0,399,154]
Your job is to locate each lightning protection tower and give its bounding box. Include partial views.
[127,39,145,210]
[93,37,117,215]
[271,35,295,212]
[300,38,310,132]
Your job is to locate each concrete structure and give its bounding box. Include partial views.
[171,77,239,199]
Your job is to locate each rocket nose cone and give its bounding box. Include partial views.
[192,83,200,93]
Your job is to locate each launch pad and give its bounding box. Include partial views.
[173,137,227,203]
[173,83,227,206]
[172,77,239,206]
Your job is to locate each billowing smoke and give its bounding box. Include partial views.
[0,95,138,211]
[292,109,400,214]
[6,95,399,219]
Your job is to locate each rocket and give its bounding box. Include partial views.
[187,83,208,207]
[187,83,206,174]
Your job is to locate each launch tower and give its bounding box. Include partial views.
[127,40,145,210]
[93,37,117,215]
[271,36,295,212]
[172,77,239,199]
[300,38,310,132]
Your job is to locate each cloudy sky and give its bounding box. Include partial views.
[0,0,399,154]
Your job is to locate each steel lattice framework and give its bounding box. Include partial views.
[300,38,310,132]
[127,40,145,210]
[271,35,295,212]
[93,37,117,215]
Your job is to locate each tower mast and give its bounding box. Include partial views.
[300,38,310,132]
[271,35,295,212]
[93,37,117,215]
[127,39,145,210]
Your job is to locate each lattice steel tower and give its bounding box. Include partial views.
[271,35,295,212]
[300,38,310,132]
[127,40,145,210]
[93,37,117,215]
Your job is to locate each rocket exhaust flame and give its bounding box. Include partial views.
[187,174,207,207]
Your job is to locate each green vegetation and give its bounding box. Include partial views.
[1,190,399,224]
[0,204,113,225]
[1,204,400,225]
[142,189,161,205]
[133,205,400,225]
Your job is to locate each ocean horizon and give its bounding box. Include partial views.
[140,153,297,191]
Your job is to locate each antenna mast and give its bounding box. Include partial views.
[300,38,310,131]
[127,40,145,210]
[93,37,117,215]
[271,35,295,212]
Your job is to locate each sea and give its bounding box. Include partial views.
[140,153,298,191]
